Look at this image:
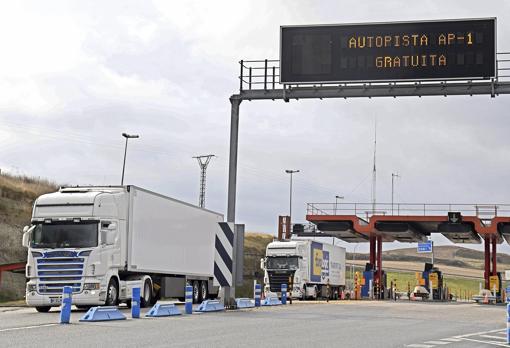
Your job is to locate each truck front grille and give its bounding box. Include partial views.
[268,271,294,292]
[36,257,85,294]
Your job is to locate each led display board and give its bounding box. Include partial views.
[280,18,496,83]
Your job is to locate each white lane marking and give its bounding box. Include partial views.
[0,323,58,333]
[406,344,435,348]
[454,328,506,338]
[424,341,450,345]
[479,335,507,341]
[460,337,509,347]
[440,338,463,342]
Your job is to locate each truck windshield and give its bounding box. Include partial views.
[31,222,98,248]
[266,256,299,270]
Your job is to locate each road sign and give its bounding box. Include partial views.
[448,212,462,223]
[280,18,496,84]
[429,273,439,289]
[417,241,432,253]
[490,275,500,291]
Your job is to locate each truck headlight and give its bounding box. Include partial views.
[83,283,100,290]
[27,284,36,292]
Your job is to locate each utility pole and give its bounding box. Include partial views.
[193,155,216,208]
[391,173,400,215]
[371,119,377,215]
[285,169,300,225]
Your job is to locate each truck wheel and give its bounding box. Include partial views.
[313,286,318,300]
[140,279,152,308]
[35,306,51,313]
[76,305,91,311]
[200,281,208,302]
[192,281,200,304]
[105,278,119,306]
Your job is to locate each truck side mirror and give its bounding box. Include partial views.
[22,225,33,248]
[101,230,117,246]
[260,258,265,270]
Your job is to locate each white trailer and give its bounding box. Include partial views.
[262,240,345,300]
[22,186,223,312]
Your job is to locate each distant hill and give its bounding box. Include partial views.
[348,245,510,271]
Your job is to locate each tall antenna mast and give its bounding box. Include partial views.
[193,154,216,208]
[371,118,377,214]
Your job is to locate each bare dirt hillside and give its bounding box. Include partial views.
[0,172,57,300]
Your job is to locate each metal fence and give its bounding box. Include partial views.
[306,202,510,221]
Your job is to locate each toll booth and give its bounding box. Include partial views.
[361,263,387,299]
[488,272,502,300]
[419,263,444,300]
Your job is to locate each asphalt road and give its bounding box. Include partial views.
[0,300,507,347]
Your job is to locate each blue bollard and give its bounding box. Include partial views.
[132,287,140,318]
[507,303,510,344]
[60,286,72,324]
[281,284,287,305]
[185,285,193,314]
[254,284,261,307]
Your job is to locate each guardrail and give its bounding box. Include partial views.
[306,202,510,220]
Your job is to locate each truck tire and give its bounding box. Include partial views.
[76,305,91,311]
[105,278,119,306]
[200,281,208,302]
[192,281,200,304]
[140,279,152,308]
[35,306,51,313]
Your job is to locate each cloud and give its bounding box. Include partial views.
[1,0,510,253]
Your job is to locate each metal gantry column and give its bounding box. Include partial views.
[225,95,242,306]
[484,236,491,290]
[492,235,497,276]
[377,235,383,299]
[369,235,376,266]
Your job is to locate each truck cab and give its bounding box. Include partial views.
[262,241,307,299]
[23,187,146,312]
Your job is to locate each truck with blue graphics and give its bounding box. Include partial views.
[22,186,222,312]
[261,240,345,300]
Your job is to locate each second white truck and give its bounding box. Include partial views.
[261,239,346,300]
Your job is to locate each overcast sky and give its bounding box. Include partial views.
[1,1,510,253]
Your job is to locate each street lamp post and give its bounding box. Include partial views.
[121,133,139,185]
[391,173,400,215]
[285,169,300,225]
[335,195,344,214]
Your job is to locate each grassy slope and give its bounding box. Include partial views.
[0,173,57,301]
[0,172,57,264]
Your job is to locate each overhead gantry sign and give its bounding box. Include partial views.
[225,18,510,301]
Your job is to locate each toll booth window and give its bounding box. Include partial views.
[291,33,332,75]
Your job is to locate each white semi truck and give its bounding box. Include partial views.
[261,240,345,300]
[22,185,223,312]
